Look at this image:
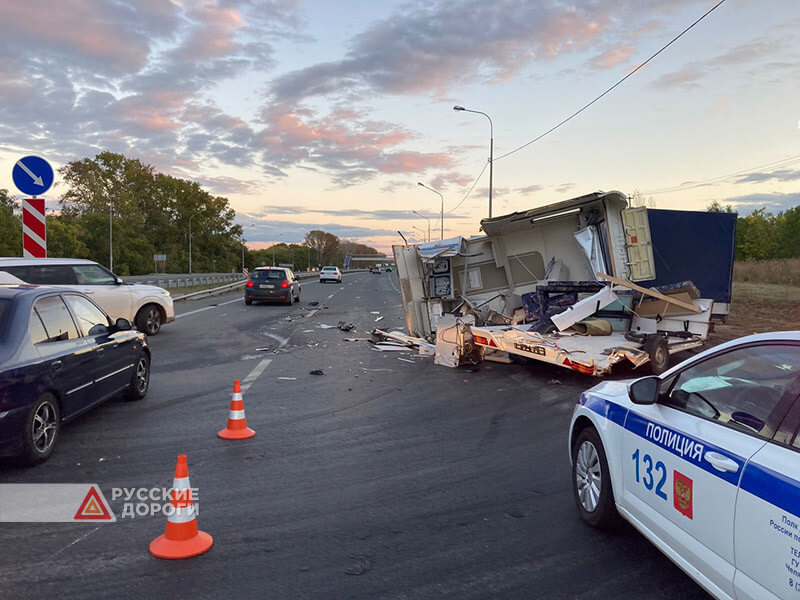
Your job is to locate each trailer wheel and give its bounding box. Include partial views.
[645,336,670,375]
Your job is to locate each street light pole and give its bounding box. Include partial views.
[453,105,494,219]
[109,199,113,272]
[188,210,202,274]
[417,182,444,240]
[412,225,426,243]
[272,233,285,266]
[241,223,255,273]
[412,210,431,242]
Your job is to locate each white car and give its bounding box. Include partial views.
[319,266,342,283]
[569,331,800,600]
[0,258,174,335]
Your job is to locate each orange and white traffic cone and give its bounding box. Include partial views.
[217,380,256,439]
[149,454,213,559]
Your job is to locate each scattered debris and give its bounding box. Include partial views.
[337,321,355,332]
[307,301,320,306]
[256,347,270,351]
[371,343,412,352]
[548,379,561,385]
[302,329,314,333]
[344,337,369,342]
[278,377,297,381]
[309,369,325,376]
[397,357,415,363]
[370,311,380,314]
[318,324,336,329]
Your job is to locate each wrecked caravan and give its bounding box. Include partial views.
[392,190,736,376]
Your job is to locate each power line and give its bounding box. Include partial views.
[494,0,728,162]
[446,162,488,214]
[641,154,800,195]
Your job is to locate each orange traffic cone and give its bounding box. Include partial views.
[149,454,213,559]
[217,380,256,439]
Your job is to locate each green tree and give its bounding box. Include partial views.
[0,189,21,256]
[46,215,90,258]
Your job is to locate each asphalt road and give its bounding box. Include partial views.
[0,272,711,600]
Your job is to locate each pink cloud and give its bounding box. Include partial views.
[430,171,475,190]
[174,4,245,61]
[0,1,153,74]
[517,184,546,195]
[590,42,635,70]
[555,183,576,194]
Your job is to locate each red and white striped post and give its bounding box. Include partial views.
[22,198,46,258]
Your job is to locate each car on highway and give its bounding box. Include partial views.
[0,258,174,335]
[370,266,382,274]
[245,267,301,305]
[0,284,150,465]
[319,266,342,283]
[569,331,800,600]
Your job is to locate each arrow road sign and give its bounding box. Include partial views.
[12,155,54,196]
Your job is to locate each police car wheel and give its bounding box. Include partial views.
[572,427,619,528]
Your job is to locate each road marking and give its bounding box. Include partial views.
[51,525,102,558]
[175,297,241,318]
[241,358,272,391]
[327,294,334,299]
[262,332,289,347]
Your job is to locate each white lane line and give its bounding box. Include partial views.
[327,294,334,299]
[175,297,241,319]
[262,332,290,347]
[241,358,272,391]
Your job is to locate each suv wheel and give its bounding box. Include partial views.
[135,304,163,335]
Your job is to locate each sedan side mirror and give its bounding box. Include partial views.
[115,276,124,285]
[115,318,132,331]
[629,376,660,405]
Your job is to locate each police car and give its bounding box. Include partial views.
[569,331,800,600]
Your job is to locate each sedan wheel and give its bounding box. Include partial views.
[126,353,150,401]
[571,427,619,528]
[22,394,60,465]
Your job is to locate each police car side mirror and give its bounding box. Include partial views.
[629,376,660,405]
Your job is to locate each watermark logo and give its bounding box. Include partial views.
[0,484,116,522]
[74,486,113,520]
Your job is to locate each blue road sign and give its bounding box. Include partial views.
[12,155,54,196]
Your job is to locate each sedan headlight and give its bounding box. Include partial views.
[162,290,171,297]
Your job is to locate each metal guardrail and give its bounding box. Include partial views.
[171,270,366,302]
[124,272,246,290]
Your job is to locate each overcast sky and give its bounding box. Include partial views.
[1,0,798,250]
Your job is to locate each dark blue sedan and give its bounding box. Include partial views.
[0,284,150,465]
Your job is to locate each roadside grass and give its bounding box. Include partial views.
[734,258,800,286]
[711,280,800,344]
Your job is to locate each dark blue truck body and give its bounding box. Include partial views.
[638,209,737,318]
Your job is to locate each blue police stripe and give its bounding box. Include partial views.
[739,461,800,518]
[580,393,800,519]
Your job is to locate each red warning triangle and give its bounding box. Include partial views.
[74,486,113,520]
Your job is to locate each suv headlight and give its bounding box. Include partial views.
[162,290,171,297]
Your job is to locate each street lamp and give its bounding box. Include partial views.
[412,225,426,243]
[272,233,285,266]
[188,209,203,274]
[241,223,255,273]
[412,210,431,242]
[453,105,494,219]
[417,182,444,240]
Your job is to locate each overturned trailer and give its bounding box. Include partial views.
[392,190,736,376]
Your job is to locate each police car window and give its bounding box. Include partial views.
[33,296,79,342]
[65,295,110,336]
[664,344,800,438]
[72,265,116,285]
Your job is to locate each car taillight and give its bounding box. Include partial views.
[473,335,497,347]
[563,358,595,375]
[280,280,289,288]
[246,280,254,287]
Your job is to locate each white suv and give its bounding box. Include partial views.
[319,266,342,284]
[0,258,174,335]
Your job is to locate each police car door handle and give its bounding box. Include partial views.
[704,452,739,473]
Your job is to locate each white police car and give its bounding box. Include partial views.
[569,331,800,600]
